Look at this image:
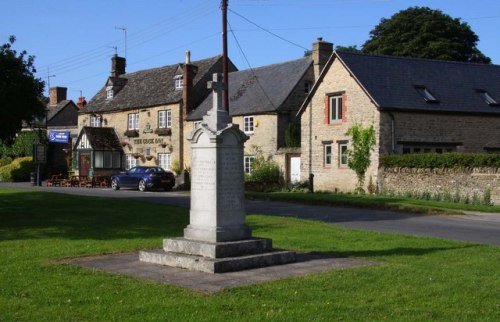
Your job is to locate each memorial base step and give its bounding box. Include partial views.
[139,248,296,273]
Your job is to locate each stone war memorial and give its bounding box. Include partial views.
[140,73,296,273]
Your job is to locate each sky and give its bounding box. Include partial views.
[1,0,499,103]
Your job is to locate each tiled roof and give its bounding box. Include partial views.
[188,56,312,120]
[83,55,223,113]
[82,127,122,150]
[336,51,500,114]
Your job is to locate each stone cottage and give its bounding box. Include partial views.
[298,51,500,192]
[76,53,236,177]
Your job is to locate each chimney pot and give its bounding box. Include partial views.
[185,50,191,64]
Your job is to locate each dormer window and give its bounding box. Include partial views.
[415,85,439,103]
[477,90,499,106]
[106,86,114,99]
[174,75,183,90]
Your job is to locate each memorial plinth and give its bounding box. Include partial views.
[140,73,295,273]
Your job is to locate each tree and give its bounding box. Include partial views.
[346,124,376,192]
[362,7,491,63]
[0,36,45,143]
[335,45,362,53]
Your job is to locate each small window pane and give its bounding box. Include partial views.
[104,151,112,168]
[95,151,103,168]
[324,145,332,165]
[112,152,121,168]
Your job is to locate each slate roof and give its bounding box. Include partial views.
[80,127,122,151]
[336,51,500,114]
[83,55,223,113]
[47,100,73,121]
[188,56,312,120]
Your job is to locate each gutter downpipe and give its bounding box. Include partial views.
[308,100,314,193]
[389,112,395,154]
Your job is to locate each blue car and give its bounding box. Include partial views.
[111,166,175,192]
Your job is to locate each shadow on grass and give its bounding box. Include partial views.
[0,190,189,241]
[327,244,476,258]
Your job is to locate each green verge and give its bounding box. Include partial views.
[246,191,500,214]
[1,188,499,321]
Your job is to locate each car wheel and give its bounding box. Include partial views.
[138,179,147,192]
[111,179,120,190]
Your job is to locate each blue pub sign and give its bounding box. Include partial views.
[48,130,70,143]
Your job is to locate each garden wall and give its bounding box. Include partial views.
[378,167,500,205]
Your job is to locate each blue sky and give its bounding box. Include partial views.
[1,0,499,102]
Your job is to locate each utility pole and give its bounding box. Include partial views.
[221,0,229,112]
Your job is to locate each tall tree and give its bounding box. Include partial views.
[0,36,45,143]
[362,7,491,63]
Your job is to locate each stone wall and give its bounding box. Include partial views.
[378,167,500,205]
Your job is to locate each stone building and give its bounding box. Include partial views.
[188,38,332,182]
[76,53,236,177]
[298,51,500,192]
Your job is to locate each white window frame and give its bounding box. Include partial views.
[244,116,254,134]
[324,144,332,166]
[339,143,348,167]
[174,75,183,90]
[329,96,343,123]
[126,154,137,170]
[106,86,113,99]
[244,156,255,174]
[90,116,101,127]
[158,153,171,171]
[128,113,139,130]
[158,110,172,129]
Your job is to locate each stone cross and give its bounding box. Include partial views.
[207,73,225,112]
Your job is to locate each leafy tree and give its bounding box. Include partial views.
[346,124,376,192]
[0,36,45,143]
[335,45,361,53]
[362,7,491,63]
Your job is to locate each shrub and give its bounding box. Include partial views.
[250,160,281,183]
[0,157,33,182]
[0,156,13,167]
[381,152,500,168]
[284,124,300,148]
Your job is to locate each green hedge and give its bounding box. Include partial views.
[0,157,13,168]
[0,157,33,182]
[381,153,500,168]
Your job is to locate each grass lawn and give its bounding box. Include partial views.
[246,191,500,214]
[1,188,499,321]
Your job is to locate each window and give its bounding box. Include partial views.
[244,156,255,174]
[158,110,172,128]
[244,116,254,133]
[415,85,439,103]
[324,144,332,166]
[94,151,122,169]
[329,95,343,122]
[126,154,137,170]
[477,90,499,106]
[339,143,348,167]
[90,116,101,127]
[128,113,139,130]
[158,153,171,171]
[106,86,113,99]
[174,75,183,90]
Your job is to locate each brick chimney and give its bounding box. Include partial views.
[49,87,67,106]
[111,55,126,77]
[77,97,87,110]
[312,37,333,80]
[182,50,198,121]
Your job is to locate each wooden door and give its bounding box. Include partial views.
[79,153,91,176]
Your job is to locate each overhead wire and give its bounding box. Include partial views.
[228,19,277,110]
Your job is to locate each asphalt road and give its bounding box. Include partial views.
[2,183,499,246]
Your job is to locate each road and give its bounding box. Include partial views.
[2,182,499,246]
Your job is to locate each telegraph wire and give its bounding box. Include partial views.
[228,8,309,51]
[228,19,277,110]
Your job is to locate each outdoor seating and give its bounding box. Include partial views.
[46,174,64,187]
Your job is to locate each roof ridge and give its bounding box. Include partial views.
[121,54,222,77]
[336,50,500,68]
[232,56,312,74]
